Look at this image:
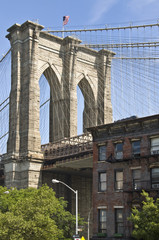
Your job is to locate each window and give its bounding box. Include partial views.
[98,209,107,233]
[115,143,123,159]
[99,172,107,192]
[132,140,140,156]
[115,170,123,190]
[98,145,106,161]
[151,168,159,189]
[132,169,141,190]
[151,137,159,155]
[115,208,124,234]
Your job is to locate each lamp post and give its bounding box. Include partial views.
[88,207,92,240]
[52,179,78,236]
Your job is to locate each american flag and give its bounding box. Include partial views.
[63,16,69,25]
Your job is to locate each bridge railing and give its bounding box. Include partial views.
[41,132,93,160]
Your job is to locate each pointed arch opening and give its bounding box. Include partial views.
[39,66,62,144]
[77,77,96,134]
[39,74,50,145]
[77,86,84,135]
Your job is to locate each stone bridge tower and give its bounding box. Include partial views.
[4,21,115,188]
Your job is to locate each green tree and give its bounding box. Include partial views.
[128,190,159,240]
[0,185,82,240]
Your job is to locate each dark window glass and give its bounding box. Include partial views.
[98,145,106,161]
[115,170,123,190]
[151,168,159,189]
[115,143,123,159]
[99,172,107,192]
[132,141,140,156]
[132,169,141,190]
[115,209,124,234]
[98,209,107,233]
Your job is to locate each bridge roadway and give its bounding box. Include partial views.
[0,133,93,184]
[41,133,93,173]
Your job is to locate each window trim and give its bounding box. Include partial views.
[114,206,124,209]
[97,206,107,209]
[149,135,159,139]
[130,166,141,170]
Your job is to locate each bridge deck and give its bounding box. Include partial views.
[42,133,93,170]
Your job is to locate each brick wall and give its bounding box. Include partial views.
[90,115,159,239]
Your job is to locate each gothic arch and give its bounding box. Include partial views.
[38,62,62,86]
[39,65,63,142]
[77,74,97,131]
[76,73,97,102]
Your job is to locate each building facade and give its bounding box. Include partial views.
[89,114,159,240]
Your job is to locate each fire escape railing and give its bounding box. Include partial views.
[123,180,153,192]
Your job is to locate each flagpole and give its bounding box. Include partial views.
[62,24,64,38]
[63,16,69,38]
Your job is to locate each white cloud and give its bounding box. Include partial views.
[89,0,118,24]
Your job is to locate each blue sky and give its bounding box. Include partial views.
[0,0,159,55]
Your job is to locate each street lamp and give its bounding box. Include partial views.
[88,207,92,240]
[52,179,78,236]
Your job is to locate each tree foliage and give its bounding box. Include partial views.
[128,190,159,240]
[0,185,82,240]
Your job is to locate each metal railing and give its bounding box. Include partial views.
[41,132,93,160]
[123,180,153,192]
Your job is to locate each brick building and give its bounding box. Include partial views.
[88,114,159,240]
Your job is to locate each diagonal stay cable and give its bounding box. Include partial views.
[0,48,11,63]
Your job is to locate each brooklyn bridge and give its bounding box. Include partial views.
[0,20,159,238]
